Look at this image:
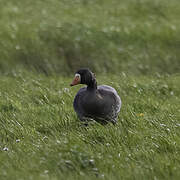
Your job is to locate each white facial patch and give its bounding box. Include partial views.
[75,73,81,81]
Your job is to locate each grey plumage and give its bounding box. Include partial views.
[71,69,121,125]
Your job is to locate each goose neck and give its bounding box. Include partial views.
[87,79,97,91]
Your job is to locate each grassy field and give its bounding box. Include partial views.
[0,0,180,74]
[0,0,180,179]
[0,73,180,180]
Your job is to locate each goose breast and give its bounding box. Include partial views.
[73,85,121,120]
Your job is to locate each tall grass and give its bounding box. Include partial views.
[0,0,180,75]
[0,0,180,179]
[0,72,180,179]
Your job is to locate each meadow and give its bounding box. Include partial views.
[0,0,180,179]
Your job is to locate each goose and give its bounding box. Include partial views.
[70,68,121,125]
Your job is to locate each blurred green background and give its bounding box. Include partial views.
[0,0,180,75]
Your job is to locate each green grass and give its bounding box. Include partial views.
[0,0,180,74]
[0,0,180,179]
[0,72,180,180]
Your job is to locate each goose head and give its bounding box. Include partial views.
[70,68,96,89]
